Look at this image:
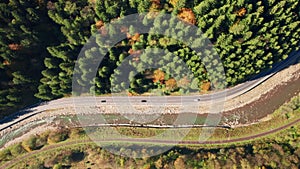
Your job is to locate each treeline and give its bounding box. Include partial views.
[0,0,300,113]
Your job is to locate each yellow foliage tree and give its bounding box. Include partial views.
[150,0,162,12]
[169,0,179,7]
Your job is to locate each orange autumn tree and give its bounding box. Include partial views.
[174,156,186,169]
[95,20,104,30]
[128,48,141,62]
[177,8,196,25]
[2,60,10,66]
[236,7,247,17]
[95,20,111,36]
[8,44,22,51]
[165,78,178,91]
[153,69,165,83]
[201,81,211,91]
[131,33,140,42]
[127,33,141,45]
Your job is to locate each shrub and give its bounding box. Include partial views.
[21,135,38,152]
[47,130,69,144]
[10,143,26,156]
[0,149,11,161]
[53,163,63,169]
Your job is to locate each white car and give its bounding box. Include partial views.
[194,98,201,102]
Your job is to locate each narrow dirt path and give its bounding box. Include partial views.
[1,117,299,169]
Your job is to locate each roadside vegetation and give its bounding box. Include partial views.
[0,93,299,168]
[1,124,299,168]
[1,0,300,116]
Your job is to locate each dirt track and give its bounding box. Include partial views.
[1,116,299,169]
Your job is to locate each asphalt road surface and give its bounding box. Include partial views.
[0,51,299,133]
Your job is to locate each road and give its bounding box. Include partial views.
[0,51,299,140]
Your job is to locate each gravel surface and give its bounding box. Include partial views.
[223,62,300,111]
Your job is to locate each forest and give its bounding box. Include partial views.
[0,0,300,115]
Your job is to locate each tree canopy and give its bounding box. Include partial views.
[0,0,299,114]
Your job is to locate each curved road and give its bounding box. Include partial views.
[0,51,299,133]
[0,51,299,149]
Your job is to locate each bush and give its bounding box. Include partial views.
[22,135,38,152]
[0,149,11,161]
[10,143,26,156]
[53,163,63,169]
[27,161,45,169]
[69,128,85,138]
[47,130,69,144]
